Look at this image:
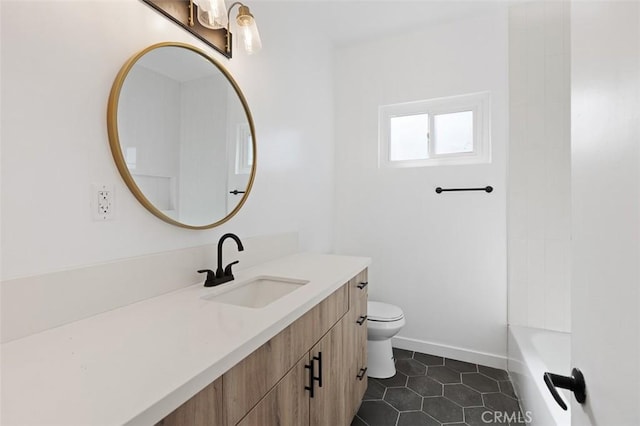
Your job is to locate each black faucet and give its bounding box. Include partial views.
[198,233,245,287]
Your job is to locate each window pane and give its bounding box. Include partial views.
[389,114,429,161]
[434,111,473,155]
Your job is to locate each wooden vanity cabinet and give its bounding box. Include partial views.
[158,268,368,426]
[239,316,349,426]
[235,355,310,426]
[156,378,223,426]
[346,269,368,421]
[309,315,348,426]
[224,283,348,425]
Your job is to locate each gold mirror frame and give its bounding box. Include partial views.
[107,42,256,230]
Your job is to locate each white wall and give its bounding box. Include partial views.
[507,1,571,332]
[333,11,509,367]
[0,0,335,281]
[571,2,640,424]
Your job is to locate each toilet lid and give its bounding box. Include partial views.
[368,301,404,322]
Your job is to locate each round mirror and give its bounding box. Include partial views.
[107,42,256,229]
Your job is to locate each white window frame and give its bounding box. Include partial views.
[379,92,491,168]
[235,123,253,175]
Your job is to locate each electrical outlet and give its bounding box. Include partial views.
[92,184,114,221]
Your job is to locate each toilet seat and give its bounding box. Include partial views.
[368,301,404,322]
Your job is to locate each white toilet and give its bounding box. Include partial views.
[366,301,406,379]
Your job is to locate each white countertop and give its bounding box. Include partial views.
[1,253,370,425]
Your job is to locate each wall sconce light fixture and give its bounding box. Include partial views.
[227,3,262,55]
[142,0,261,58]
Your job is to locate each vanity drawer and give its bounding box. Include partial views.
[349,268,368,308]
[223,284,348,425]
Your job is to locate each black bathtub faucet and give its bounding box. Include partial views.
[197,233,245,287]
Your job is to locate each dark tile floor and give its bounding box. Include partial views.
[351,348,525,426]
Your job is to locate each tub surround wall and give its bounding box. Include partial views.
[507,1,572,333]
[0,1,334,280]
[177,73,230,222]
[333,11,508,368]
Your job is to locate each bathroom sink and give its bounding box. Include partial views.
[202,276,309,308]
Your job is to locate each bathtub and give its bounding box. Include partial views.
[508,326,571,426]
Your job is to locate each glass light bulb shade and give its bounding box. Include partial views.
[193,0,212,11]
[195,0,228,29]
[236,6,261,54]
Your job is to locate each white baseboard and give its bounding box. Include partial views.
[392,335,507,370]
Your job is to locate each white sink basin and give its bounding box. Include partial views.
[202,276,309,308]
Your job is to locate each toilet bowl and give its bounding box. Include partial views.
[367,301,406,379]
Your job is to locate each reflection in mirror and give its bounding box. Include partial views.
[108,43,255,229]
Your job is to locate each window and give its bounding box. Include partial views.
[235,123,254,175]
[379,92,490,167]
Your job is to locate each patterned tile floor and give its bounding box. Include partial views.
[351,348,525,426]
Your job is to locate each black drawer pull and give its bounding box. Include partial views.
[357,367,368,380]
[357,282,368,290]
[356,315,368,325]
[305,360,315,398]
[313,352,323,388]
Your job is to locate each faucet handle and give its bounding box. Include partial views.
[223,260,239,277]
[197,269,216,287]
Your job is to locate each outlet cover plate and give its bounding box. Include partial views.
[92,184,115,221]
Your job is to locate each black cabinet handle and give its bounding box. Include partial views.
[356,315,368,325]
[313,352,323,388]
[357,282,368,290]
[305,359,315,398]
[229,190,246,195]
[543,368,586,410]
[357,367,368,381]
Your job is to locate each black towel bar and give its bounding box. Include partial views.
[435,186,493,194]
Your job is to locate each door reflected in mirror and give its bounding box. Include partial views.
[107,42,256,229]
